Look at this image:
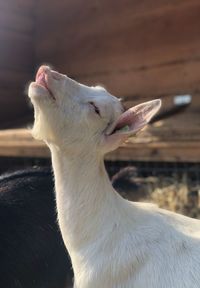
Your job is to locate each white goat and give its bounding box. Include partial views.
[29,66,200,288]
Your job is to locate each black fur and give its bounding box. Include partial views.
[0,167,73,288]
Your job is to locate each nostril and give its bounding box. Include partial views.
[36,65,50,82]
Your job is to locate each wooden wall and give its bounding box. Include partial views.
[0,0,35,127]
[34,0,200,161]
[0,1,199,160]
[35,0,200,97]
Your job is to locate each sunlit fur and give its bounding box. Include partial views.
[29,66,200,288]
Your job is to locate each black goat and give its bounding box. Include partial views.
[0,167,73,288]
[112,166,149,202]
[0,165,149,287]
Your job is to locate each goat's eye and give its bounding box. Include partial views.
[89,102,101,117]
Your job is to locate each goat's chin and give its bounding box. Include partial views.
[31,111,56,144]
[32,122,51,143]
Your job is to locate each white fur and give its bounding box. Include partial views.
[29,66,200,288]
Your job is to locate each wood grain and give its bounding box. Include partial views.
[0,89,31,127]
[35,0,200,102]
[0,30,34,72]
[0,0,34,16]
[0,70,32,88]
[0,0,34,125]
[124,93,200,142]
[0,128,199,162]
[36,0,200,76]
[0,10,34,34]
[106,142,200,162]
[0,0,199,161]
[77,60,200,98]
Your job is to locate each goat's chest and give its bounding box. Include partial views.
[72,242,149,288]
[74,260,200,288]
[72,237,200,288]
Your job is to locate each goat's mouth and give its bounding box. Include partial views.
[35,68,56,100]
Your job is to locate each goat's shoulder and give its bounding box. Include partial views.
[130,200,200,233]
[155,207,200,239]
[123,201,200,251]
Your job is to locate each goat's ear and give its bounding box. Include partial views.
[102,99,161,153]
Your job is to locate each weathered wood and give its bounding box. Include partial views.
[0,0,197,162]
[123,94,200,139]
[36,0,200,76]
[0,142,50,158]
[0,89,31,126]
[0,129,48,157]
[37,0,192,25]
[0,129,199,162]
[0,30,34,72]
[35,0,200,104]
[77,60,200,98]
[0,89,28,104]
[0,0,34,16]
[36,0,195,59]
[0,0,34,126]
[36,0,198,42]
[0,10,34,34]
[106,142,200,162]
[0,70,32,88]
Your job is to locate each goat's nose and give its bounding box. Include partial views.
[36,65,50,81]
[51,70,63,80]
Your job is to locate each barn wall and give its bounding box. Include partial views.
[0,0,35,127]
[34,0,200,161]
[35,0,200,96]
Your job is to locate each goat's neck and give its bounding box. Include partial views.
[50,146,121,252]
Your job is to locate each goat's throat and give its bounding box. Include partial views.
[50,147,116,251]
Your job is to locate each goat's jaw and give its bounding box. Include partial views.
[28,82,56,102]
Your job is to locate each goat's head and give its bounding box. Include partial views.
[28,66,161,154]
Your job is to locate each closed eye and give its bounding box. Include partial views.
[89,102,101,117]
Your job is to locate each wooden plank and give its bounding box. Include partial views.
[35,0,200,107]
[106,142,200,162]
[0,0,35,126]
[122,93,200,145]
[0,142,50,158]
[0,30,34,72]
[77,60,200,98]
[0,129,49,157]
[0,89,28,103]
[0,129,33,141]
[36,0,195,46]
[0,129,199,162]
[0,70,32,88]
[0,10,34,34]
[0,89,31,125]
[0,0,34,17]
[36,1,200,76]
[36,0,196,37]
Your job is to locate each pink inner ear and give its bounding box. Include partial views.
[106,99,161,136]
[106,108,139,136]
[113,109,137,131]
